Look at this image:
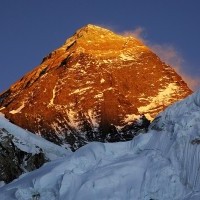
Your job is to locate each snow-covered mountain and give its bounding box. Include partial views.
[0,24,191,150]
[0,113,70,184]
[1,89,200,199]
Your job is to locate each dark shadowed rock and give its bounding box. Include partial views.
[0,128,46,183]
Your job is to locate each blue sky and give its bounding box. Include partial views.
[0,0,200,92]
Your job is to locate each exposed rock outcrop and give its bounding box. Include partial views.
[0,128,46,183]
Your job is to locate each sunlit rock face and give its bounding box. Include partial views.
[0,24,191,150]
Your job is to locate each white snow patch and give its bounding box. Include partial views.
[73,62,81,68]
[100,78,105,83]
[86,81,94,84]
[51,122,60,133]
[88,109,99,128]
[119,53,134,61]
[94,93,103,99]
[103,87,114,92]
[103,60,109,64]
[49,87,56,106]
[70,87,92,95]
[67,109,79,128]
[9,102,25,114]
[0,107,5,111]
[80,69,86,74]
[123,114,140,124]
[138,83,179,118]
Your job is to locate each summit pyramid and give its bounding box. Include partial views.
[0,24,192,150]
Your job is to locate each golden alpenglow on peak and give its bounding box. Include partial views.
[64,24,147,58]
[73,24,120,40]
[0,24,192,150]
[76,24,114,35]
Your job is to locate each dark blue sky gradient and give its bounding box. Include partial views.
[0,0,200,92]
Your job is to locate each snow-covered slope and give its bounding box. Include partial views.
[1,90,200,199]
[0,113,70,184]
[0,113,70,159]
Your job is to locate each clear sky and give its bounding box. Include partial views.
[0,0,200,93]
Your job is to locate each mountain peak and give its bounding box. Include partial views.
[74,24,116,37]
[63,24,145,57]
[78,24,111,31]
[64,24,122,49]
[0,25,192,150]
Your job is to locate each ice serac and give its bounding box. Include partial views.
[0,24,191,150]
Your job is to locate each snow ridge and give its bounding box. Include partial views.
[0,113,71,160]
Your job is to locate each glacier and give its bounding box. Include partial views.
[1,90,200,199]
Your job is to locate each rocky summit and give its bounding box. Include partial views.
[0,24,191,150]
